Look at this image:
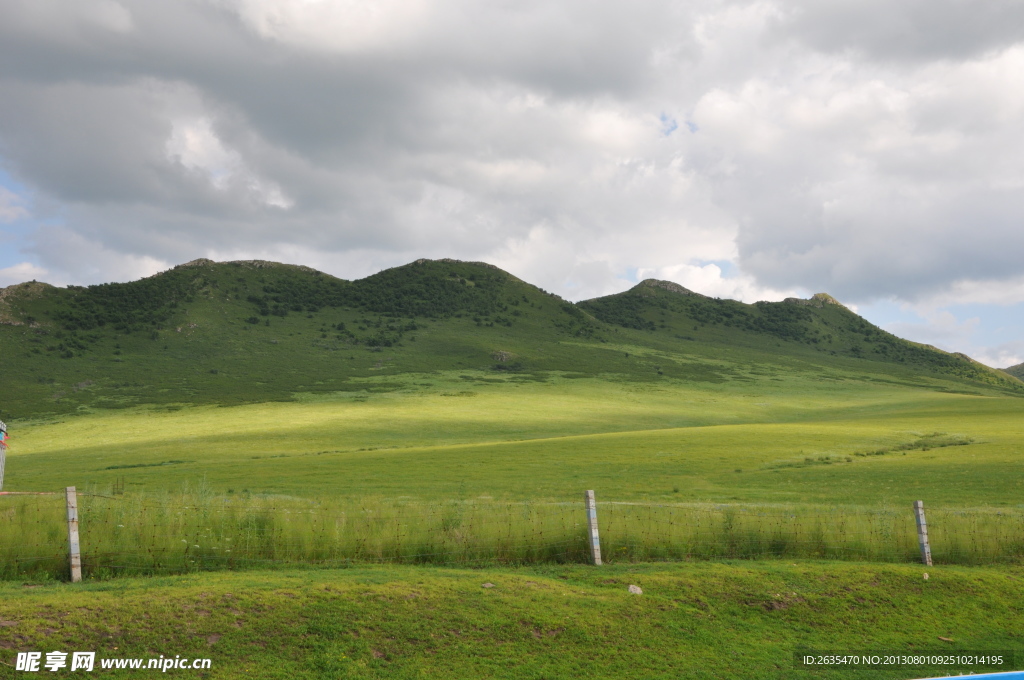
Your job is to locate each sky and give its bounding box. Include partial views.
[0,0,1022,368]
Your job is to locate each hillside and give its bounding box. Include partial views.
[578,279,1020,386]
[1003,362,1024,380]
[0,258,1020,420]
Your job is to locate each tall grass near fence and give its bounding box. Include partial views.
[599,502,1024,564]
[0,493,67,579]
[3,491,1024,580]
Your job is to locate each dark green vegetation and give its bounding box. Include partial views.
[1004,362,1024,380]
[580,281,1011,382]
[0,258,1019,421]
[2,562,1023,679]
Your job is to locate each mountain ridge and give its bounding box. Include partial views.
[1,257,1020,420]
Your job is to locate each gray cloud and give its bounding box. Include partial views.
[0,0,1021,323]
[767,0,1024,62]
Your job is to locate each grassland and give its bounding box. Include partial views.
[4,370,1024,582]
[2,562,1023,679]
[4,258,1024,678]
[6,372,1023,506]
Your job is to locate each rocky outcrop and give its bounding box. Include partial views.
[633,279,706,297]
[784,293,846,309]
[0,281,53,325]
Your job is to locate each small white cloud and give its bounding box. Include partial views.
[167,118,239,188]
[0,186,29,223]
[976,343,1023,370]
[0,262,49,287]
[30,226,170,285]
[636,261,801,303]
[928,276,1024,308]
[166,118,294,209]
[219,0,431,53]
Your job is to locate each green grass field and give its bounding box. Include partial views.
[4,371,1024,584]
[2,561,1023,679]
[6,372,1023,506]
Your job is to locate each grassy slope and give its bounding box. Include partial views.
[2,562,1023,680]
[6,374,1024,506]
[1004,362,1024,380]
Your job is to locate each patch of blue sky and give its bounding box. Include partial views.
[857,298,1024,367]
[0,223,36,270]
[0,166,28,195]
[659,113,678,136]
[0,170,37,270]
[854,299,911,329]
[945,301,1024,344]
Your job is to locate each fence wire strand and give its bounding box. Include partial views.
[3,491,1024,580]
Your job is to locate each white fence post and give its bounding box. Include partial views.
[584,490,602,566]
[65,486,82,583]
[0,418,6,491]
[913,500,933,567]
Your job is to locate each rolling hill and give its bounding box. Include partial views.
[1003,362,1024,380]
[0,257,1020,421]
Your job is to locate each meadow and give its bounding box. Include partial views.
[4,371,1024,581]
[4,260,1024,678]
[5,370,1023,504]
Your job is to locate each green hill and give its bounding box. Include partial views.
[578,279,1019,386]
[0,258,1019,420]
[1003,362,1024,380]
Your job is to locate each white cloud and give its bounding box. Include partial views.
[0,261,48,287]
[167,118,293,209]
[919,275,1024,308]
[29,225,169,285]
[220,0,432,53]
[0,186,28,222]
[975,343,1023,370]
[0,0,1019,362]
[637,262,801,303]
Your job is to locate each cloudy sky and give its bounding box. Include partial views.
[1,0,1023,367]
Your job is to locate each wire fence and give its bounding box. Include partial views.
[3,490,1024,581]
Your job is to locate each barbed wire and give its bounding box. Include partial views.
[4,491,1024,580]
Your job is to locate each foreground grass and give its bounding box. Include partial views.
[1,561,1022,679]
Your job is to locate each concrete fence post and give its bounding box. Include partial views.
[584,490,602,566]
[913,500,933,567]
[65,486,82,583]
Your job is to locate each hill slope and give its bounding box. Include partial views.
[578,280,1018,384]
[1003,362,1024,380]
[0,258,1019,420]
